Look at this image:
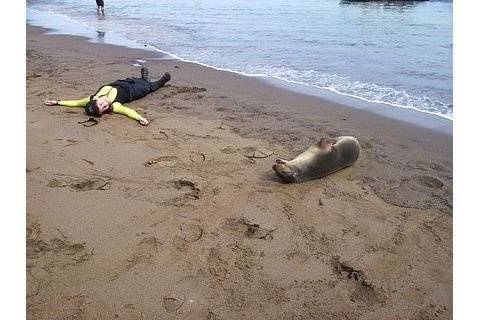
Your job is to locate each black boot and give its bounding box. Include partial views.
[158,72,171,87]
[141,66,149,80]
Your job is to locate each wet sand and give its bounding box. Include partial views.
[27,25,452,320]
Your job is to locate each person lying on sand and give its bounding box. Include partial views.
[44,67,170,126]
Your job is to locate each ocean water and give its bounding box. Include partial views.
[26,0,453,120]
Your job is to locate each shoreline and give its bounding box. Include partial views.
[26,11,452,133]
[27,24,452,320]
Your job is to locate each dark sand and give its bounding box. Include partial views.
[27,25,452,320]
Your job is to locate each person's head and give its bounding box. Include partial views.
[85,96,111,117]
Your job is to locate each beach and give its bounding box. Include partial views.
[27,24,452,320]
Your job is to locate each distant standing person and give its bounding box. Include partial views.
[96,0,105,16]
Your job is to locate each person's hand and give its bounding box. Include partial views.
[139,117,150,126]
[44,99,58,106]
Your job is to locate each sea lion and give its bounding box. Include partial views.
[272,136,361,183]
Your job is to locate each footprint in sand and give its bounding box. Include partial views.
[47,176,111,191]
[126,236,161,265]
[160,85,206,99]
[70,179,110,191]
[27,266,50,299]
[27,222,90,264]
[285,250,309,264]
[220,146,236,154]
[367,175,449,211]
[407,160,448,172]
[144,155,178,167]
[173,223,204,250]
[28,294,89,320]
[163,294,186,313]
[26,222,48,259]
[175,86,206,94]
[25,166,40,173]
[110,236,161,281]
[50,138,79,147]
[331,257,387,306]
[414,175,444,189]
[222,217,275,240]
[171,179,201,200]
[189,152,206,163]
[26,73,41,80]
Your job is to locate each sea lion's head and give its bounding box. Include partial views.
[272,159,300,183]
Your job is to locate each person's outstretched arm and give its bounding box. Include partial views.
[44,96,91,107]
[112,102,150,125]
